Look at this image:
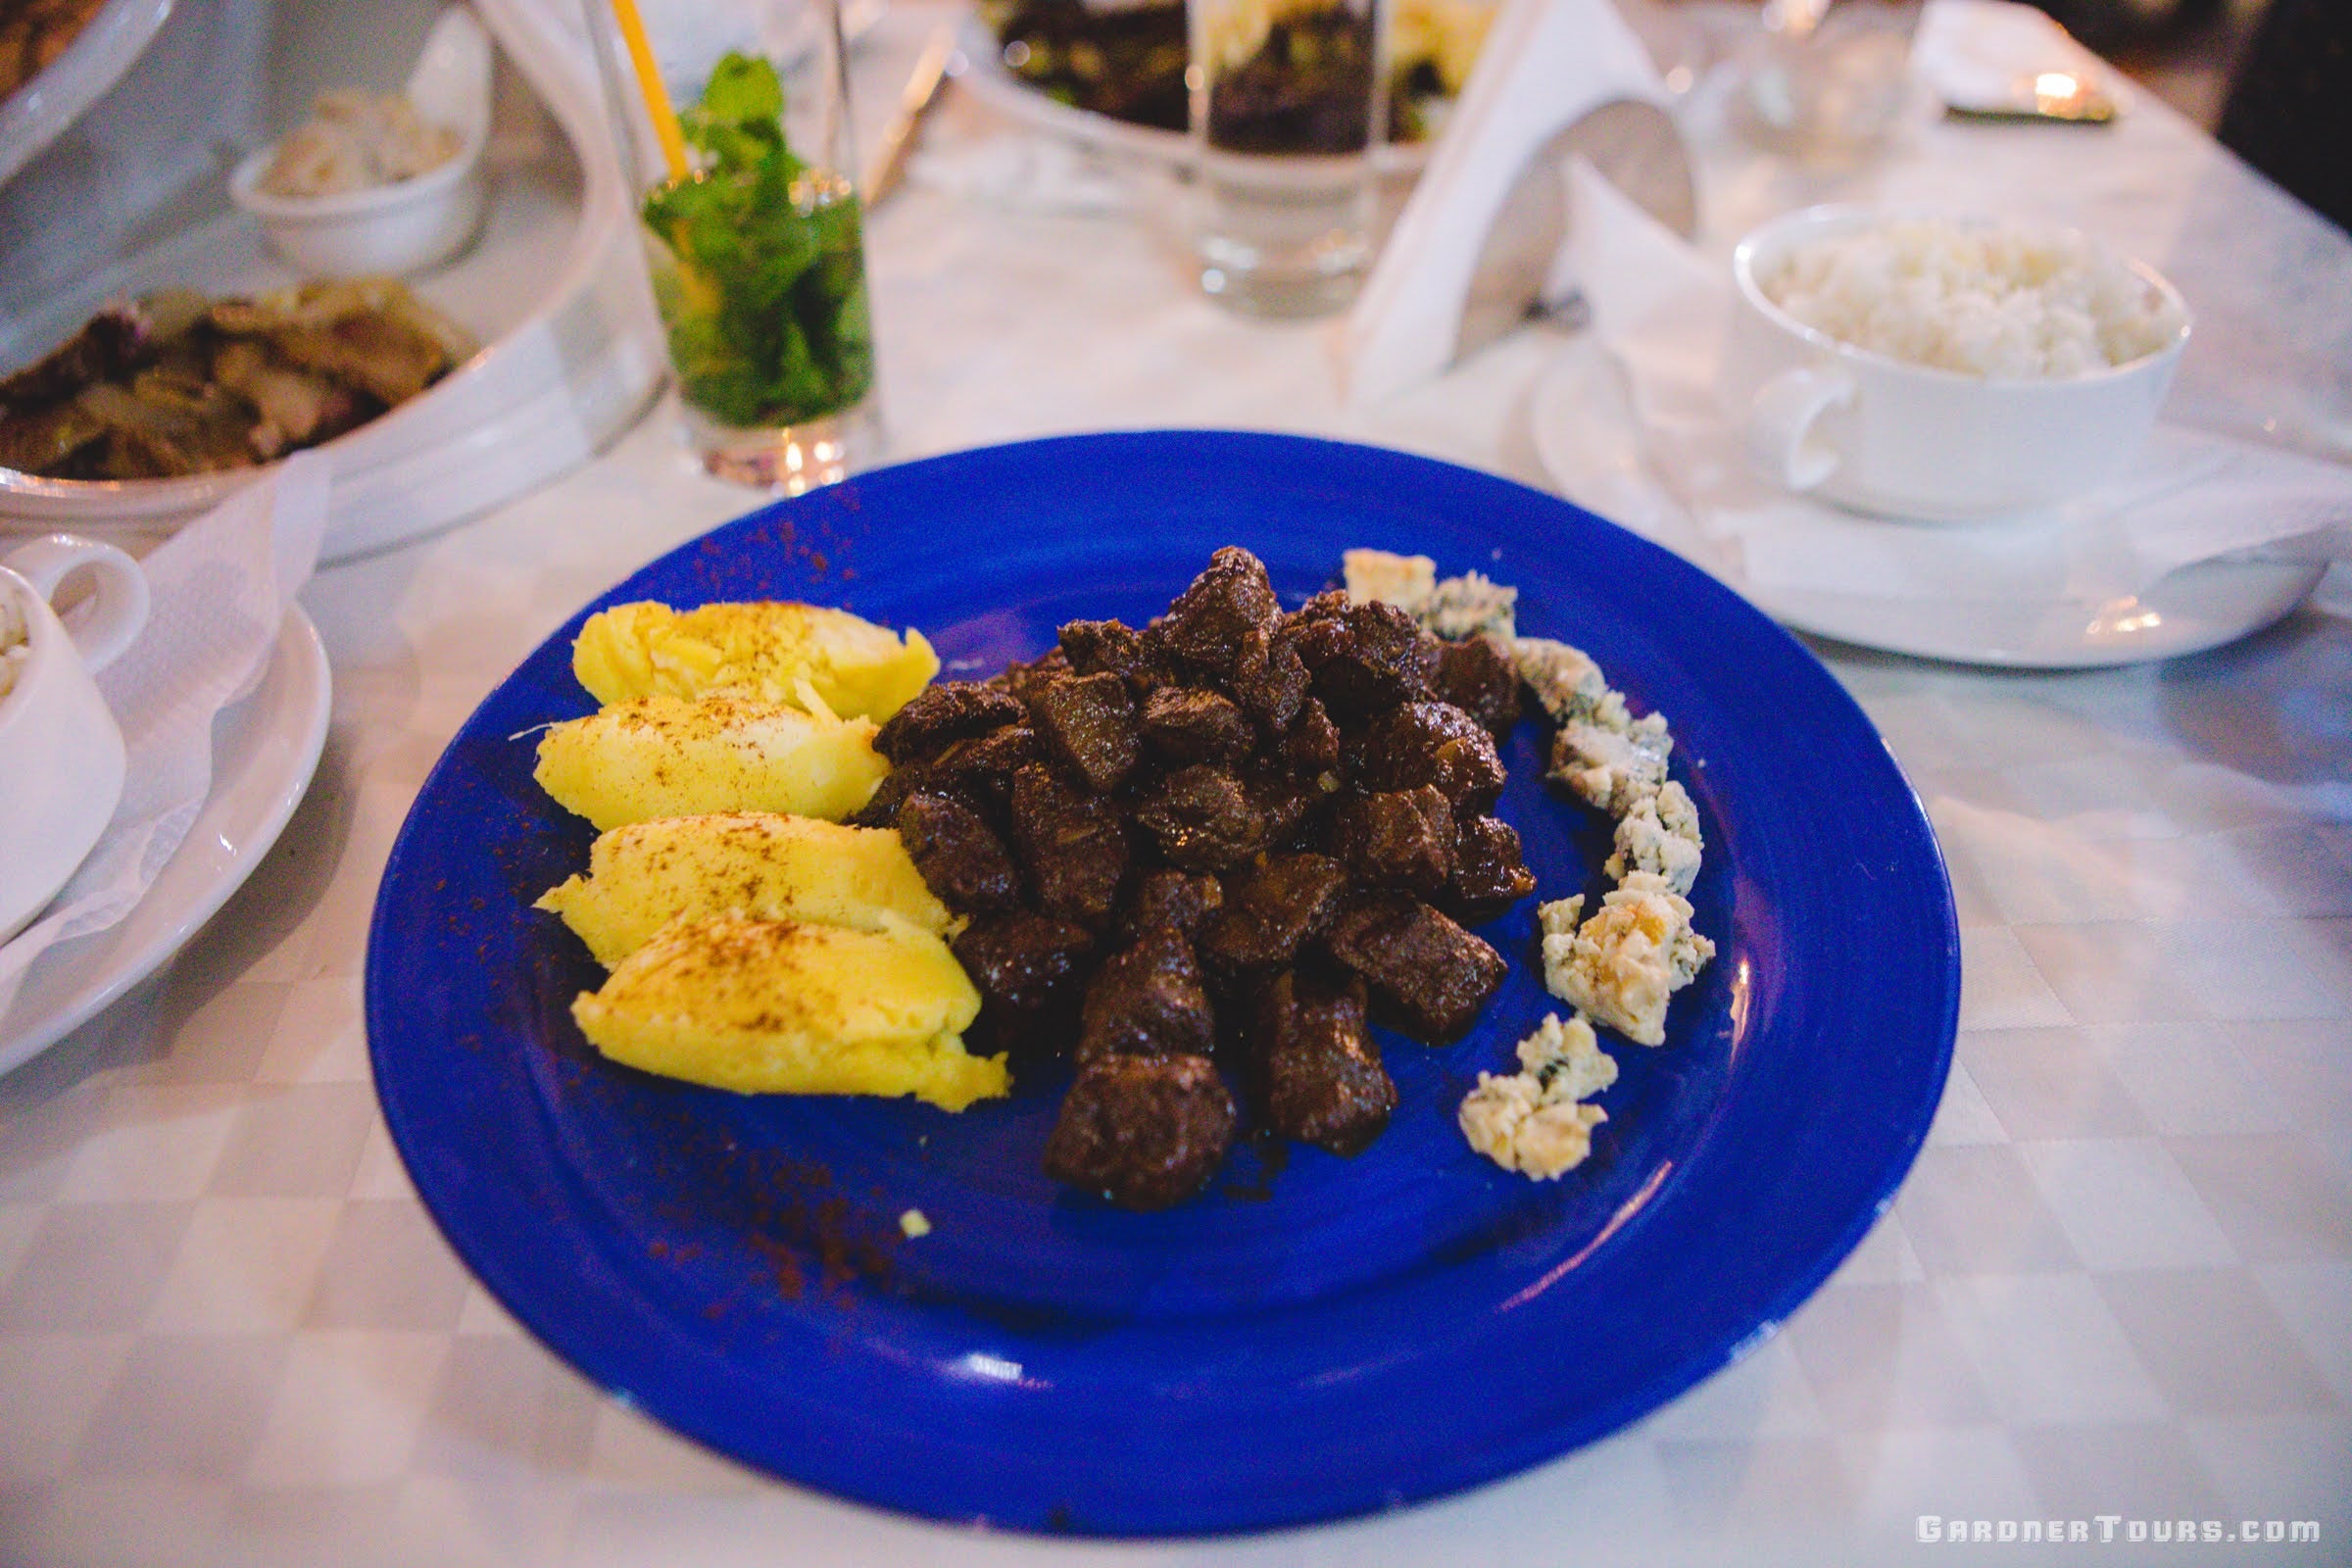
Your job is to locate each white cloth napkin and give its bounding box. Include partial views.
[1554,158,2352,608]
[1342,0,1678,405]
[0,455,331,1023]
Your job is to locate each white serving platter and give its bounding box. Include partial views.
[0,0,666,564]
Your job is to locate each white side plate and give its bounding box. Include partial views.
[1527,336,2327,669]
[0,609,332,1074]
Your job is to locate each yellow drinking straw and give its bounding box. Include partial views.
[609,0,691,184]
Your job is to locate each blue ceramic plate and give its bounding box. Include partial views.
[367,432,1957,1537]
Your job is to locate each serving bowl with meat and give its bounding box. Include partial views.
[0,0,663,562]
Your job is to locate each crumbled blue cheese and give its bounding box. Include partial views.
[1459,1079,1606,1179]
[1457,1012,1618,1179]
[1342,548,1436,613]
[1509,636,1607,725]
[1514,1010,1619,1100]
[1551,711,1672,816]
[1539,873,1715,1047]
[1605,780,1703,895]
[1422,571,1518,640]
[1341,549,1516,639]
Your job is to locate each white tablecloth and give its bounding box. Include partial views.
[0,4,2346,1563]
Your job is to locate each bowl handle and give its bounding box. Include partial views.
[1747,366,1853,492]
[3,535,152,673]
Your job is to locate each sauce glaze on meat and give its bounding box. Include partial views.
[866,547,1534,1209]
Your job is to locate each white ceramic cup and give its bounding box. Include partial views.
[0,535,152,945]
[1721,206,2191,522]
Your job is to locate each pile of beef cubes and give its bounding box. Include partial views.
[862,547,1536,1209]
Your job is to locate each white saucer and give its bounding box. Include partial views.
[0,608,331,1074]
[1526,338,2328,668]
[952,13,1432,177]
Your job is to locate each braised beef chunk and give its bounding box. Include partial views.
[953,911,1096,1045]
[1134,764,1270,870]
[896,793,1021,913]
[1280,696,1341,775]
[923,723,1041,811]
[1282,595,1438,718]
[1076,924,1217,1063]
[1150,546,1282,679]
[1434,634,1523,738]
[874,551,1563,1205]
[1446,815,1538,924]
[1253,969,1396,1156]
[1030,671,1142,793]
[1199,853,1349,975]
[1322,893,1507,1043]
[1141,686,1252,767]
[874,682,1025,764]
[847,760,931,828]
[1118,869,1226,940]
[1348,701,1506,815]
[1230,633,1310,731]
[1043,1054,1237,1211]
[1058,618,1160,694]
[851,729,1033,828]
[1009,764,1129,925]
[1332,785,1456,894]
[997,647,1073,707]
[1250,771,1319,849]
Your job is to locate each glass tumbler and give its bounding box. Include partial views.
[585,0,881,491]
[1188,0,1390,318]
[1735,0,1925,166]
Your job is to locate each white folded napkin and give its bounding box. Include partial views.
[1342,0,1681,405]
[1554,158,2352,608]
[0,455,331,1025]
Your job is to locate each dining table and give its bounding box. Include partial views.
[0,1,2346,1563]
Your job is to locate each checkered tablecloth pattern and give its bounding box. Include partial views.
[2,3,2348,1559]
[0,407,2341,1567]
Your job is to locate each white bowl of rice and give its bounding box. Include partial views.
[228,8,491,278]
[1720,206,2190,521]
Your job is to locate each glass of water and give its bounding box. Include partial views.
[1188,0,1389,318]
[1735,0,1925,166]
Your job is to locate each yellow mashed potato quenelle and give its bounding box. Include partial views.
[572,601,938,721]
[571,912,1004,1111]
[536,812,952,969]
[533,693,887,832]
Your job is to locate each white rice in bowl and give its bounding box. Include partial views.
[0,587,27,704]
[1756,217,2185,379]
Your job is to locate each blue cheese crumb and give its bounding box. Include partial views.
[1458,1012,1618,1179]
[1422,571,1518,640]
[1605,780,1704,895]
[1551,711,1672,815]
[899,1208,931,1239]
[1509,636,1607,725]
[1540,874,1715,1047]
[1342,548,1435,612]
[1343,549,1517,639]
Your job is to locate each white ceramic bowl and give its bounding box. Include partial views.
[1720,205,2191,522]
[0,534,150,946]
[228,7,492,277]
